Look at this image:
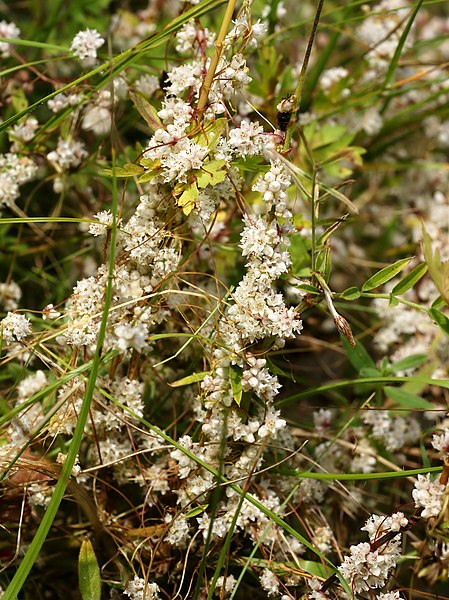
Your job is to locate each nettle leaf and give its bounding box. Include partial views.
[361,257,413,292]
[196,160,227,188]
[422,226,449,305]
[129,90,163,133]
[78,539,101,600]
[101,164,144,177]
[176,182,198,216]
[391,263,428,296]
[170,371,209,387]
[229,364,243,406]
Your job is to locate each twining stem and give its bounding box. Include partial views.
[283,0,325,151]
[196,0,238,112]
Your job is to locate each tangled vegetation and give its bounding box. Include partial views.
[1,1,449,598]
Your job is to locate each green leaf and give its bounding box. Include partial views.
[170,372,209,387]
[78,539,101,600]
[176,182,198,215]
[422,226,449,305]
[340,286,360,300]
[185,504,208,518]
[361,257,413,291]
[294,283,320,295]
[129,90,163,132]
[229,364,243,406]
[390,354,428,373]
[432,295,446,310]
[196,160,227,188]
[342,338,376,372]
[391,263,428,296]
[101,164,144,177]
[429,308,449,337]
[359,367,381,378]
[385,386,434,410]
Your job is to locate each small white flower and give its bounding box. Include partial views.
[42,304,61,320]
[432,428,449,458]
[70,28,104,61]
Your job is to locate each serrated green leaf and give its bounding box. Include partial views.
[361,257,413,291]
[176,182,198,216]
[390,354,428,373]
[78,539,101,600]
[196,160,227,188]
[385,386,434,410]
[422,226,449,306]
[429,308,449,337]
[391,263,428,296]
[229,364,243,406]
[129,90,163,133]
[170,371,209,387]
[340,286,360,300]
[101,164,144,177]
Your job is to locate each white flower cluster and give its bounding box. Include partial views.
[70,28,104,61]
[9,117,39,150]
[0,281,22,311]
[0,20,20,57]
[0,153,38,208]
[48,92,82,113]
[337,512,406,592]
[0,312,31,342]
[319,67,349,92]
[47,137,88,171]
[412,473,446,518]
[252,159,292,218]
[124,576,161,600]
[88,210,115,236]
[175,19,215,54]
[361,408,420,452]
[356,0,413,70]
[432,428,449,458]
[143,97,207,184]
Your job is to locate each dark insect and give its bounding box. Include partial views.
[276,94,297,132]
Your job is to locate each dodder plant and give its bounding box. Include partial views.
[1,1,449,599]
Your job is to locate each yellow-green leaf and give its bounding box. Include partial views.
[129,90,163,133]
[101,164,144,177]
[78,539,101,600]
[177,182,198,215]
[229,364,243,406]
[170,371,210,387]
[422,226,449,305]
[196,160,227,188]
